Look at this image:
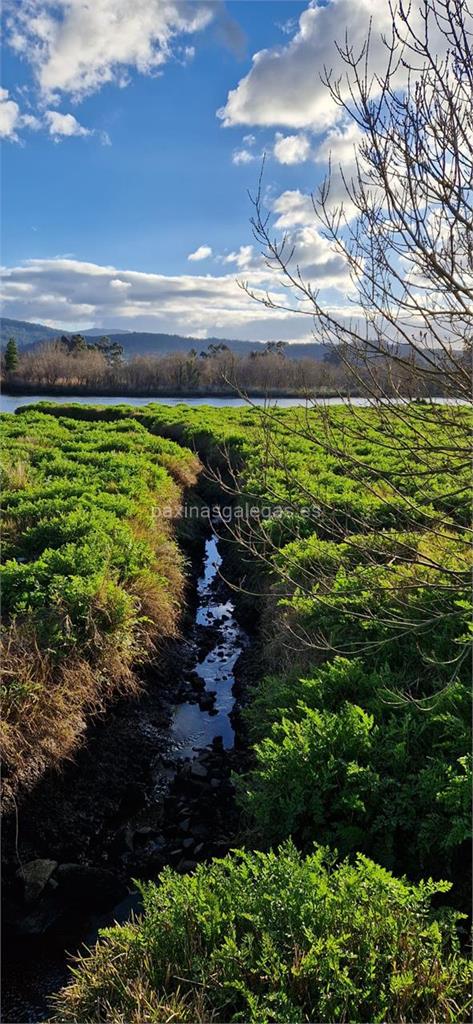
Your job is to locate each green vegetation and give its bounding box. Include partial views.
[3,400,471,1021]
[4,337,19,373]
[52,843,471,1024]
[0,409,199,805]
[240,657,471,880]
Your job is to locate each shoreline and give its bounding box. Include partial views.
[1,384,348,400]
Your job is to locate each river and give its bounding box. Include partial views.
[0,393,463,415]
[1,393,314,413]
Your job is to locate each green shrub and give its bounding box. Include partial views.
[239,659,471,880]
[52,843,472,1024]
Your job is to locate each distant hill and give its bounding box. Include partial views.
[1,318,61,348]
[1,318,328,361]
[84,331,329,360]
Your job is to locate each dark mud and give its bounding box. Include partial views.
[2,532,252,1023]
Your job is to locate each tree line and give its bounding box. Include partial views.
[1,333,452,397]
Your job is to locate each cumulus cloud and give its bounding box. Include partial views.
[223,245,257,269]
[232,147,256,165]
[284,225,350,288]
[0,95,106,144]
[272,190,315,229]
[0,87,40,141]
[5,0,216,102]
[0,88,21,140]
[218,0,448,131]
[273,132,311,164]
[188,245,213,261]
[0,255,350,341]
[315,121,363,165]
[44,110,91,139]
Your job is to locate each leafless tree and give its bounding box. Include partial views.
[214,0,472,675]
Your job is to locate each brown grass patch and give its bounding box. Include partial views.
[0,620,140,813]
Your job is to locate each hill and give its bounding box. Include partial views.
[1,318,327,361]
[1,318,62,348]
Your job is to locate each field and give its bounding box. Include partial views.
[0,409,199,806]
[2,400,471,1022]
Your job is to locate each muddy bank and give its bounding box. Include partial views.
[2,531,254,1023]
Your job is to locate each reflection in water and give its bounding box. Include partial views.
[1,393,463,415]
[171,534,246,757]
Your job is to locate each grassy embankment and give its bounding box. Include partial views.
[5,401,471,1023]
[0,409,200,808]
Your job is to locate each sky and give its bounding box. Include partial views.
[0,0,403,342]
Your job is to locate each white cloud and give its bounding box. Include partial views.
[0,88,21,140]
[0,255,350,342]
[21,113,42,131]
[274,132,310,165]
[284,225,350,288]
[314,121,370,219]
[315,121,363,166]
[6,0,216,102]
[0,87,40,141]
[232,148,256,165]
[188,245,213,261]
[45,110,91,139]
[223,245,256,269]
[218,0,371,130]
[272,190,315,229]
[0,88,105,144]
[110,278,131,290]
[218,0,450,132]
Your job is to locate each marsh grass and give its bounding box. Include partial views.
[0,410,200,805]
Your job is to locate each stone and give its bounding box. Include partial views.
[199,694,215,711]
[14,894,64,936]
[190,763,208,780]
[190,822,209,840]
[177,859,197,873]
[190,675,204,692]
[55,864,123,906]
[119,783,146,814]
[16,859,58,904]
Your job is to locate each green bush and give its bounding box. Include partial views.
[239,659,471,881]
[52,843,472,1024]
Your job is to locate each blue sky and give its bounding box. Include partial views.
[0,1,393,341]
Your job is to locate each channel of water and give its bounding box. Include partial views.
[2,531,247,1023]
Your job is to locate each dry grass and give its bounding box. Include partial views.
[50,930,216,1024]
[1,524,188,811]
[159,451,201,490]
[0,620,140,812]
[1,459,31,491]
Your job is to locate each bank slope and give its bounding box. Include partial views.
[0,410,200,808]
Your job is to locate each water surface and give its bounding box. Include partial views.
[1,393,462,415]
[171,534,245,757]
